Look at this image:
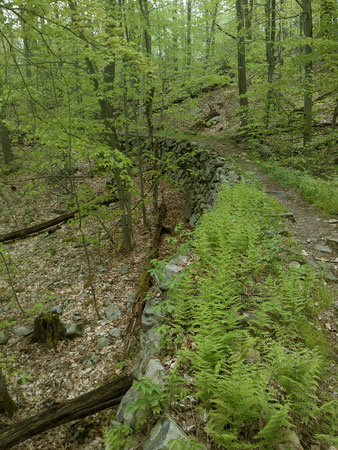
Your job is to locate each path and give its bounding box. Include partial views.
[198,135,338,359]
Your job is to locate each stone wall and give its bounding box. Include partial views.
[147,137,240,226]
[106,138,240,449]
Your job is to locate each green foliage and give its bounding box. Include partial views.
[168,183,336,448]
[260,161,338,215]
[168,437,207,450]
[104,423,135,450]
[128,377,166,428]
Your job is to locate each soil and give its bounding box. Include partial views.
[0,157,188,449]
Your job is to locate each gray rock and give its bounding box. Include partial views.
[12,326,32,338]
[326,237,338,251]
[109,327,121,339]
[51,304,64,315]
[144,359,167,386]
[314,244,333,254]
[87,354,101,366]
[65,324,83,339]
[116,385,146,429]
[120,264,131,275]
[96,336,111,349]
[105,304,121,321]
[96,265,108,273]
[154,263,183,291]
[140,327,162,355]
[141,298,161,332]
[170,255,188,266]
[143,417,188,450]
[0,331,9,345]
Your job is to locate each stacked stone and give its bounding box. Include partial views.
[137,137,240,227]
[108,256,189,449]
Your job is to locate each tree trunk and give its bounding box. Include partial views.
[205,1,220,69]
[265,0,276,125]
[236,0,249,130]
[68,0,132,252]
[0,375,133,450]
[0,370,17,417]
[186,0,192,76]
[301,0,313,150]
[139,0,158,214]
[0,119,13,165]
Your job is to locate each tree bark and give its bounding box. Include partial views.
[0,370,17,417]
[301,0,313,150]
[0,197,115,244]
[186,0,192,76]
[0,119,13,165]
[236,0,249,130]
[0,375,133,450]
[265,0,276,125]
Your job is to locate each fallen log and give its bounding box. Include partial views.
[190,105,220,131]
[0,374,133,450]
[0,197,116,244]
[124,201,168,352]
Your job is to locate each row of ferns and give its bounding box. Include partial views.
[164,183,337,449]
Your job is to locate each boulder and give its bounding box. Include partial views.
[143,417,188,450]
[96,337,111,349]
[109,327,121,339]
[277,430,304,450]
[51,304,64,315]
[141,298,161,332]
[140,327,162,355]
[314,244,332,254]
[144,359,167,386]
[12,325,32,338]
[105,304,121,321]
[65,324,83,339]
[115,385,146,429]
[120,264,131,275]
[154,263,183,291]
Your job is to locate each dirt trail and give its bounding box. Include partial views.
[200,136,338,277]
[198,136,338,358]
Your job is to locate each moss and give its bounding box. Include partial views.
[31,312,65,349]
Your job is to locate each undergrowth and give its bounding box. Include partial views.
[259,160,338,215]
[167,183,337,449]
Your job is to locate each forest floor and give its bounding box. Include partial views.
[0,159,188,449]
[1,86,337,449]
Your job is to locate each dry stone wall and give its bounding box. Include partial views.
[107,138,240,449]
[137,136,241,227]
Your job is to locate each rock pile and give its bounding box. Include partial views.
[133,136,241,227]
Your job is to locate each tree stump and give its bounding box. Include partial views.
[31,312,65,349]
[0,371,17,417]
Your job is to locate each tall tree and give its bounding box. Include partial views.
[236,0,249,130]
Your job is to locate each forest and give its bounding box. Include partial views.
[0,0,337,449]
